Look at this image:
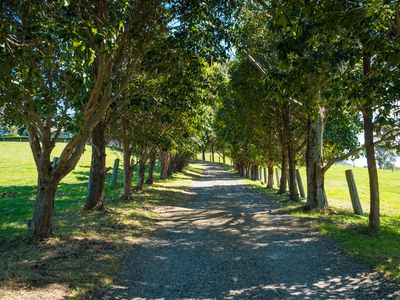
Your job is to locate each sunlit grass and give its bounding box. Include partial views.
[0,142,202,298]
[297,165,400,216]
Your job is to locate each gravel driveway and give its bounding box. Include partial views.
[97,161,399,299]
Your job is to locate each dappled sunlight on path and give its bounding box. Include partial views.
[98,161,399,299]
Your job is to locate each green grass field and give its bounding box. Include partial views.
[298,165,400,216]
[0,141,203,298]
[0,142,131,239]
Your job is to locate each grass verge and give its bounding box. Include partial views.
[0,147,202,299]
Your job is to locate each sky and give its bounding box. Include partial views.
[343,133,400,167]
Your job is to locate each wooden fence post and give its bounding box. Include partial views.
[263,168,267,184]
[295,169,305,198]
[345,169,363,215]
[110,158,120,189]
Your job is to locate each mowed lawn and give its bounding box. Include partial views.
[0,141,203,298]
[297,165,400,216]
[0,141,124,240]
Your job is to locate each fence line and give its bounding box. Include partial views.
[0,137,73,143]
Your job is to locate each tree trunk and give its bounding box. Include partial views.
[167,155,175,176]
[173,154,186,172]
[85,120,106,210]
[266,132,274,189]
[30,173,58,239]
[282,104,299,201]
[287,145,299,201]
[251,165,256,180]
[278,150,288,194]
[363,52,380,232]
[202,149,206,160]
[211,147,215,162]
[122,115,133,201]
[146,156,156,185]
[306,107,328,210]
[222,152,226,164]
[267,164,274,188]
[239,162,245,177]
[160,151,170,179]
[135,155,147,192]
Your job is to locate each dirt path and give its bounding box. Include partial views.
[98,161,399,299]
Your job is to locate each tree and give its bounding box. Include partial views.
[1,0,162,238]
[376,147,397,170]
[328,0,400,231]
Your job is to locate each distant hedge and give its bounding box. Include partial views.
[0,136,29,142]
[0,136,71,142]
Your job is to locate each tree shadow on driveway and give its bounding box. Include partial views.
[97,162,399,300]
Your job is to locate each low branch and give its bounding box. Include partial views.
[323,145,365,173]
[295,138,307,153]
[244,49,267,74]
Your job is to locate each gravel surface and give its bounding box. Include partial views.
[97,161,399,299]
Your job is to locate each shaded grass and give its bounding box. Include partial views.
[0,142,203,298]
[245,178,400,282]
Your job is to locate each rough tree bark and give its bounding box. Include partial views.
[267,165,274,188]
[146,155,156,185]
[266,132,274,189]
[306,106,328,210]
[239,162,245,177]
[135,154,147,192]
[282,104,299,201]
[173,154,187,172]
[122,114,133,201]
[167,155,175,176]
[278,150,288,194]
[363,51,380,232]
[251,165,255,180]
[160,151,170,179]
[254,165,259,180]
[85,120,107,210]
[29,170,59,239]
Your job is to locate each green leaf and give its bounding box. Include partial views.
[88,48,95,66]
[277,14,287,27]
